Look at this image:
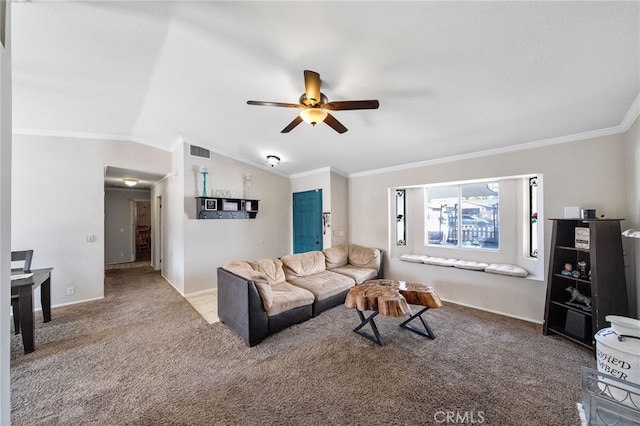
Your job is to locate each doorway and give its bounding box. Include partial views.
[293,189,323,253]
[133,200,151,262]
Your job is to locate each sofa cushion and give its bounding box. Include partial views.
[287,270,355,301]
[223,260,273,311]
[267,282,315,317]
[322,244,349,269]
[247,258,286,284]
[348,244,381,270]
[485,263,529,277]
[281,251,327,279]
[328,265,378,285]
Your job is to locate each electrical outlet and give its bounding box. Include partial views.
[66,287,75,296]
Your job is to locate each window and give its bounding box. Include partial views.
[426,182,499,249]
[396,189,406,246]
[529,177,538,258]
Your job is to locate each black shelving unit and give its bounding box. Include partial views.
[196,197,259,219]
[543,219,629,348]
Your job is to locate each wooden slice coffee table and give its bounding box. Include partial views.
[345,279,443,345]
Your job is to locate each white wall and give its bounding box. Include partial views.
[11,135,171,308]
[625,116,640,317]
[181,143,291,295]
[157,145,185,293]
[0,3,11,422]
[330,171,349,246]
[349,133,629,323]
[104,188,150,265]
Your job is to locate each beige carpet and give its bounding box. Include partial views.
[10,265,594,425]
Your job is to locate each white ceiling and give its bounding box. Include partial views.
[11,1,640,177]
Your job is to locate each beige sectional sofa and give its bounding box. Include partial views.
[217,244,382,346]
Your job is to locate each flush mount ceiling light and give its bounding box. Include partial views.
[123,178,138,187]
[266,155,280,167]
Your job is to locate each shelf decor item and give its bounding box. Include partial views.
[575,227,590,249]
[565,286,591,311]
[201,167,208,198]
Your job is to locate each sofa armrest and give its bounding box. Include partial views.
[217,267,268,346]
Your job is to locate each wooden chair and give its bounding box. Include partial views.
[136,230,150,252]
[11,250,34,335]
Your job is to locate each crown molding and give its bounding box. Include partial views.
[11,128,175,153]
[620,92,640,132]
[12,128,132,141]
[290,166,348,179]
[348,125,624,178]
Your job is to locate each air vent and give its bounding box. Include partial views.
[190,145,211,159]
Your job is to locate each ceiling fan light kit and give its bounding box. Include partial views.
[299,107,327,126]
[247,70,379,134]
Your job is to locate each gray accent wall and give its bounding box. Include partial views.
[104,188,151,265]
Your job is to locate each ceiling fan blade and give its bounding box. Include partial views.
[281,115,303,133]
[323,100,380,110]
[247,100,302,108]
[304,70,322,105]
[324,113,348,134]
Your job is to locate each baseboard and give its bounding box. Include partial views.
[10,296,106,316]
[161,273,185,297]
[184,288,216,298]
[440,298,543,325]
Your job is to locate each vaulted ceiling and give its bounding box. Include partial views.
[11,1,640,176]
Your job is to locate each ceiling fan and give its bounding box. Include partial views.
[247,70,379,134]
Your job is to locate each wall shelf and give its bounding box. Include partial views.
[196,197,259,219]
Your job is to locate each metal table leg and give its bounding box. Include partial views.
[399,307,436,339]
[353,310,384,346]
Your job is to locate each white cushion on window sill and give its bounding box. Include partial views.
[453,260,490,271]
[485,263,529,277]
[399,254,429,263]
[423,257,458,267]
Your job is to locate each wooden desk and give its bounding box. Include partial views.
[11,268,53,354]
[345,279,443,345]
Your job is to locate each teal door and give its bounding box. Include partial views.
[293,189,323,253]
